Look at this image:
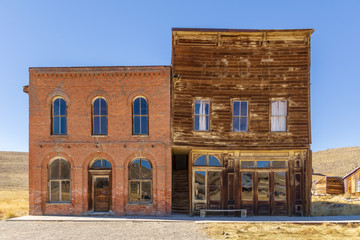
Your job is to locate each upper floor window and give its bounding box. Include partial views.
[133,97,148,135]
[48,158,70,202]
[129,158,152,203]
[194,99,209,131]
[52,98,67,135]
[233,101,248,132]
[92,97,107,135]
[271,100,287,132]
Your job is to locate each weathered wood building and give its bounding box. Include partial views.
[171,28,314,216]
[343,167,360,196]
[313,176,343,195]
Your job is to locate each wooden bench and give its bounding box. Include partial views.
[199,209,247,218]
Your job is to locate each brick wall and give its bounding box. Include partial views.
[28,66,172,216]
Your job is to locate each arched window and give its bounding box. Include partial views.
[89,159,112,169]
[194,155,221,167]
[133,97,148,135]
[92,97,107,135]
[48,158,70,202]
[129,158,152,203]
[52,98,67,135]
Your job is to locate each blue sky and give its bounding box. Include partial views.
[0,0,359,152]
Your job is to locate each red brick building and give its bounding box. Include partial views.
[24,66,172,216]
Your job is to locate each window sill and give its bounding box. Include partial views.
[192,130,210,133]
[91,135,108,138]
[50,135,68,138]
[131,135,149,138]
[127,202,153,205]
[46,202,71,205]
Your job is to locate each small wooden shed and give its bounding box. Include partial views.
[343,167,360,196]
[313,175,343,195]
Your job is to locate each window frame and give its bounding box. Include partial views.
[47,158,71,203]
[193,98,210,132]
[51,97,67,135]
[128,158,153,204]
[91,97,108,136]
[270,98,288,132]
[132,96,149,135]
[231,99,249,132]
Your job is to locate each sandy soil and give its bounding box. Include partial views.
[0,221,210,240]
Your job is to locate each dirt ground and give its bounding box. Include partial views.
[0,221,210,240]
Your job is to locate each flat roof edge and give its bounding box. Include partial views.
[172,28,314,34]
[29,65,171,71]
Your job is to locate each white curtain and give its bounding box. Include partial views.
[271,100,287,131]
[198,100,208,131]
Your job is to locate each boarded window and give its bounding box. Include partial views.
[52,98,67,135]
[133,97,148,134]
[129,159,152,203]
[233,101,248,132]
[271,100,287,132]
[194,100,209,131]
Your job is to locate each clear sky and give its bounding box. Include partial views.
[0,0,359,152]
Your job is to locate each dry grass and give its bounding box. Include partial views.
[204,222,360,240]
[313,146,360,176]
[312,194,360,216]
[0,190,28,220]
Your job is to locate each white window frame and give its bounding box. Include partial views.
[271,100,287,132]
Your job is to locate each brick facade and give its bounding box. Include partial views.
[27,66,172,216]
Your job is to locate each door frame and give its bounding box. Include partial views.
[88,169,111,212]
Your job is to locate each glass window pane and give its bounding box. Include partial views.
[133,98,140,115]
[103,160,112,168]
[240,101,248,116]
[140,159,151,180]
[100,98,107,115]
[241,173,253,201]
[50,181,60,202]
[50,160,60,179]
[93,117,100,134]
[53,99,60,116]
[272,161,287,168]
[209,155,221,167]
[100,116,107,134]
[205,116,209,130]
[195,100,201,115]
[140,98,147,115]
[204,101,209,115]
[194,116,199,130]
[53,117,60,134]
[130,159,140,180]
[195,186,205,200]
[134,116,140,134]
[92,160,102,168]
[240,117,247,131]
[195,171,206,185]
[141,181,152,202]
[141,116,148,134]
[274,173,286,201]
[209,172,221,201]
[93,99,100,115]
[233,101,240,116]
[194,155,206,166]
[60,117,67,134]
[61,181,70,202]
[258,173,269,201]
[257,161,270,168]
[233,117,240,132]
[60,99,66,115]
[129,181,140,202]
[60,159,70,179]
[241,161,255,169]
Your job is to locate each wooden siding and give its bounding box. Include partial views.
[326,177,344,195]
[172,29,313,149]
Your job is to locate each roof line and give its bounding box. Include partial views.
[172,28,314,33]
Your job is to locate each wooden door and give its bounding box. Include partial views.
[272,172,287,215]
[94,177,110,212]
[256,172,271,215]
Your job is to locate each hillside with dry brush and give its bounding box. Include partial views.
[313,146,360,177]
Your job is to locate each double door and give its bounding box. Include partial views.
[241,171,287,215]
